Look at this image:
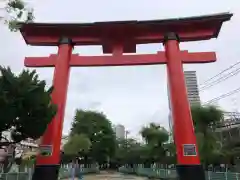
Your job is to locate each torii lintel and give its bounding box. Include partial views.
[19,13,232,53]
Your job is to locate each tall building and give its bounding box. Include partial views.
[168,70,200,131]
[184,71,201,106]
[113,124,125,139]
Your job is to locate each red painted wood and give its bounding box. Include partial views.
[19,13,232,53]
[36,44,73,165]
[165,39,200,165]
[25,54,56,67]
[181,51,216,63]
[70,53,167,66]
[24,51,216,67]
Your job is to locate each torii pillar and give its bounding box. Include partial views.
[19,12,232,180]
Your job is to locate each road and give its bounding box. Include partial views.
[70,171,147,180]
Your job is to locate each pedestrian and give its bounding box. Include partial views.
[79,164,83,180]
[71,161,75,180]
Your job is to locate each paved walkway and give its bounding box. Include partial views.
[67,171,147,180]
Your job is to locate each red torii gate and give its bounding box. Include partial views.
[19,12,232,180]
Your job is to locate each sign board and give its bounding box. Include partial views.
[183,144,197,156]
[39,145,53,156]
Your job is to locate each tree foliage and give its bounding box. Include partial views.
[3,0,34,31]
[68,109,116,165]
[141,123,169,145]
[191,105,224,165]
[140,123,169,163]
[61,104,237,170]
[113,138,146,166]
[64,134,91,156]
[111,105,231,169]
[0,66,57,145]
[110,123,172,168]
[191,105,224,134]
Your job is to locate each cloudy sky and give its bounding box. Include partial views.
[0,0,239,139]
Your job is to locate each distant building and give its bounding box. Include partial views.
[184,71,201,106]
[113,124,125,139]
[0,131,39,159]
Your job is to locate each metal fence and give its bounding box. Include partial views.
[119,166,240,180]
[0,172,31,180]
[59,164,99,179]
[0,164,99,180]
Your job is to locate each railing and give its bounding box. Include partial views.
[119,166,240,180]
[0,164,99,180]
[206,171,240,180]
[0,172,31,180]
[59,164,99,179]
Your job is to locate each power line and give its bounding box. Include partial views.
[204,87,240,105]
[200,67,240,91]
[205,88,240,104]
[199,60,240,87]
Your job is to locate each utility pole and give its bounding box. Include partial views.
[125,130,129,140]
[124,130,129,151]
[231,96,239,113]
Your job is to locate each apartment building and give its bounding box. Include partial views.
[113,124,126,139]
[184,71,201,106]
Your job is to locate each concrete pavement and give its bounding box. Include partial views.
[66,171,147,180]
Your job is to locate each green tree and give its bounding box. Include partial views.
[221,138,240,166]
[64,134,91,156]
[191,105,224,166]
[0,66,57,145]
[63,134,92,165]
[0,66,56,172]
[163,142,177,165]
[141,123,169,145]
[113,138,144,166]
[140,123,169,165]
[3,0,34,31]
[191,105,224,134]
[70,109,116,165]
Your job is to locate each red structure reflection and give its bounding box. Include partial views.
[19,12,232,180]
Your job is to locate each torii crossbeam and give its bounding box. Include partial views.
[19,12,232,180]
[25,51,216,67]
